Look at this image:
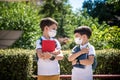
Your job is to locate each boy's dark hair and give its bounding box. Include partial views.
[40,17,58,31]
[74,26,92,39]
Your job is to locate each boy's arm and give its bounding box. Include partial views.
[79,55,94,65]
[51,39,63,60]
[72,59,77,65]
[36,39,45,59]
[68,48,89,62]
[36,49,53,60]
[52,49,60,55]
[38,50,63,60]
[36,48,44,59]
[54,50,63,60]
[80,45,95,65]
[68,52,82,62]
[49,50,63,60]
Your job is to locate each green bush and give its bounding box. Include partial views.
[94,49,120,74]
[32,49,120,75]
[59,53,72,75]
[0,2,119,50]
[90,25,120,50]
[0,49,34,80]
[58,10,120,50]
[0,2,41,49]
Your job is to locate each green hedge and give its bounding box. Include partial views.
[0,49,34,80]
[32,49,120,75]
[0,49,120,80]
[94,49,120,74]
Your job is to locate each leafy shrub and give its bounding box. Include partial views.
[94,49,120,74]
[0,2,41,49]
[59,53,72,74]
[0,49,34,80]
[0,2,119,50]
[58,10,120,50]
[90,25,120,50]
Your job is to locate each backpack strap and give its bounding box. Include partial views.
[92,55,97,71]
[39,37,43,45]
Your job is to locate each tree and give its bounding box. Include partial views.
[39,0,120,50]
[82,0,120,27]
[0,1,119,50]
[39,0,74,38]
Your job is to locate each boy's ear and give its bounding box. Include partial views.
[44,26,49,31]
[82,35,87,39]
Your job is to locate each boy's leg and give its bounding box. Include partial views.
[38,75,46,80]
[50,75,59,80]
[37,75,49,80]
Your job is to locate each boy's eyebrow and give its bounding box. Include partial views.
[53,28,57,30]
[75,35,79,37]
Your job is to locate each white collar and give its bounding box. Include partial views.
[41,36,54,40]
[80,42,90,48]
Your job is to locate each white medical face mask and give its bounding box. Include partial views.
[74,37,83,44]
[48,30,57,37]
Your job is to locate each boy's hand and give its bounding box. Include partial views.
[43,52,52,59]
[52,50,60,55]
[72,59,77,65]
[80,48,89,54]
[38,53,44,59]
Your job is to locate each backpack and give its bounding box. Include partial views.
[72,45,97,70]
[92,55,97,71]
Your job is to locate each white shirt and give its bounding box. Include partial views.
[72,42,95,80]
[36,36,62,75]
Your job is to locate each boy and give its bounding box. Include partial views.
[36,17,63,80]
[68,26,95,80]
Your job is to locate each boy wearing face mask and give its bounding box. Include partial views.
[68,26,95,80]
[36,17,63,80]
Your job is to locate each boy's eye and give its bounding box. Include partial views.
[53,28,57,30]
[75,35,79,37]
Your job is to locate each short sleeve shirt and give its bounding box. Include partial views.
[72,42,95,80]
[36,36,62,75]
